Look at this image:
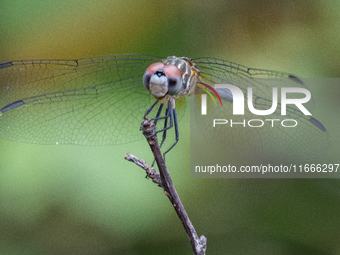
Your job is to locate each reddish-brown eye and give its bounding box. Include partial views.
[163,65,182,78]
[143,72,152,90]
[143,63,183,96]
[145,62,165,74]
[143,62,165,90]
[163,65,183,95]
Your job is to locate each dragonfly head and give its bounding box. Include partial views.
[143,62,183,99]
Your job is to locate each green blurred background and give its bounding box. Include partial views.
[0,0,340,254]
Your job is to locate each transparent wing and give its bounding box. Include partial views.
[193,57,315,109]
[0,54,167,145]
[193,57,330,159]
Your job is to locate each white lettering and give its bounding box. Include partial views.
[230,119,246,127]
[281,119,298,127]
[265,119,280,127]
[212,119,298,128]
[248,87,278,115]
[281,88,312,115]
[201,85,312,116]
[213,119,228,127]
[248,119,264,127]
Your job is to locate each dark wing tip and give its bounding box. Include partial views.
[0,61,13,69]
[288,74,304,85]
[1,100,25,112]
[309,117,327,132]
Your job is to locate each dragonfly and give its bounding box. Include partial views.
[0,54,330,160]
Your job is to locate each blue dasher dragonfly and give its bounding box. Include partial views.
[0,54,330,159]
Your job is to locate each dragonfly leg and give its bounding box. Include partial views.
[144,99,180,165]
[158,103,172,149]
[143,100,159,119]
[153,100,173,134]
[153,103,164,126]
[151,101,173,167]
[142,101,163,136]
[145,100,173,135]
[162,107,179,160]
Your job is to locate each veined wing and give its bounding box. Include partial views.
[193,57,315,109]
[0,54,165,145]
[192,57,329,159]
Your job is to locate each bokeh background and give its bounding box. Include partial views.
[1,0,340,254]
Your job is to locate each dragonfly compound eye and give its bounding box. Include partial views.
[163,64,183,96]
[143,71,152,91]
[167,76,183,95]
[144,62,166,91]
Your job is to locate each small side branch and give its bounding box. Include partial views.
[124,153,161,186]
[125,119,207,255]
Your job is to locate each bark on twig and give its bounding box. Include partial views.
[124,153,161,186]
[125,119,207,255]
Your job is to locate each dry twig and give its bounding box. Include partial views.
[125,119,207,255]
